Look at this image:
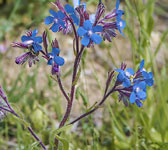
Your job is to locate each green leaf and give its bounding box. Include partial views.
[86,102,98,112]
[72,66,81,86]
[154,29,168,56]
[55,124,72,134]
[49,125,72,149]
[75,86,80,101]
[79,91,88,107]
[55,135,69,150]
[30,142,39,150]
[73,38,77,56]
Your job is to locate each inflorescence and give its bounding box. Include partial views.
[0,0,154,149]
[11,0,153,108]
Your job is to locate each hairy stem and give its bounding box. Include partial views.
[57,75,70,102]
[55,46,85,149]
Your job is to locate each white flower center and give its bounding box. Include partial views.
[142,68,146,71]
[125,71,131,77]
[136,87,140,93]
[119,21,123,27]
[88,30,93,36]
[49,55,54,59]
[54,18,58,23]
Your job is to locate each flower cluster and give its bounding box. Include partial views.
[115,60,154,107]
[12,29,42,67]
[11,0,153,112]
[45,0,126,46]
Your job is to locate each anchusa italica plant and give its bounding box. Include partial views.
[0,0,154,149]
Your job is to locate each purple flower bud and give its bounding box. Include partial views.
[11,42,29,49]
[94,3,105,25]
[42,31,48,54]
[15,52,39,67]
[52,0,66,13]
[104,10,116,20]
[15,52,30,65]
[51,39,59,48]
[25,30,33,37]
[121,62,127,70]
[52,63,59,75]
[101,22,117,42]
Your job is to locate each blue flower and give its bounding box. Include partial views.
[77,20,103,46]
[129,81,147,107]
[138,59,154,87]
[139,59,145,71]
[65,4,80,25]
[47,48,64,66]
[21,29,42,53]
[115,68,135,88]
[142,71,154,87]
[45,9,66,32]
[115,0,126,36]
[116,0,125,18]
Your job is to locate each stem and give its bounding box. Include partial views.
[56,75,70,102]
[27,127,46,150]
[12,112,47,150]
[54,46,85,149]
[0,106,12,113]
[68,18,79,54]
[1,96,47,150]
[59,45,85,128]
[68,85,117,125]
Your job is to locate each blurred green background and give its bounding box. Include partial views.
[0,0,168,149]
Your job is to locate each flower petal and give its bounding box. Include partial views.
[146,79,154,87]
[48,59,53,65]
[126,68,135,76]
[117,72,125,82]
[81,35,90,46]
[116,0,120,10]
[57,11,66,19]
[129,92,136,103]
[123,78,131,88]
[33,44,42,52]
[137,91,146,100]
[115,69,123,73]
[49,9,58,17]
[137,81,146,90]
[117,19,126,30]
[83,20,92,30]
[21,36,31,42]
[65,4,74,13]
[54,56,65,66]
[45,16,54,25]
[70,14,79,26]
[50,23,59,32]
[52,48,60,56]
[77,27,87,37]
[32,29,38,37]
[139,59,145,70]
[32,36,43,43]
[91,33,102,44]
[59,19,65,28]
[93,25,103,32]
